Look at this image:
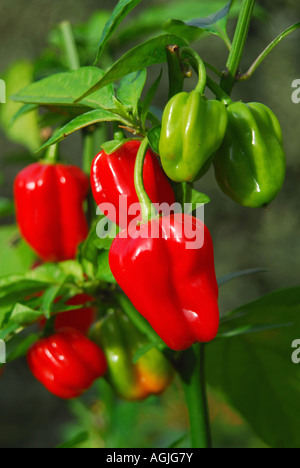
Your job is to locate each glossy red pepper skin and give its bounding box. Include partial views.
[109,214,219,351]
[39,294,96,335]
[90,140,175,229]
[27,328,107,399]
[14,163,89,262]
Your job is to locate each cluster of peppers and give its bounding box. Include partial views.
[13,141,178,399]
[159,50,286,208]
[12,47,286,400]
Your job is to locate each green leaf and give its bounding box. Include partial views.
[101,138,137,155]
[27,262,69,283]
[57,261,84,282]
[10,103,38,124]
[164,1,233,48]
[76,35,188,102]
[0,261,82,311]
[0,60,41,152]
[78,218,117,277]
[0,226,35,278]
[41,276,73,319]
[111,96,132,120]
[0,306,12,328]
[117,69,147,117]
[11,303,42,325]
[186,0,232,28]
[77,220,100,270]
[117,0,233,43]
[147,125,161,155]
[163,21,208,44]
[0,277,47,307]
[101,139,125,154]
[207,286,300,448]
[38,109,128,152]
[218,268,268,287]
[0,323,19,341]
[12,67,115,110]
[95,0,143,62]
[6,332,39,362]
[0,198,15,218]
[97,251,116,284]
[141,70,162,129]
[173,183,211,208]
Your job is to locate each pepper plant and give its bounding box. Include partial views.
[0,0,299,449]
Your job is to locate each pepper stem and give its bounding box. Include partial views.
[43,316,56,338]
[44,144,59,164]
[177,344,212,448]
[180,47,207,94]
[134,137,156,223]
[206,76,233,106]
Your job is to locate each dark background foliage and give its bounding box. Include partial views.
[0,0,299,448]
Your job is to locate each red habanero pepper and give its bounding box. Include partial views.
[109,214,219,351]
[14,162,89,262]
[90,140,175,229]
[39,294,96,335]
[27,328,107,399]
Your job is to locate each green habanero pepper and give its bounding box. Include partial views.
[213,101,286,207]
[91,311,174,401]
[159,90,228,183]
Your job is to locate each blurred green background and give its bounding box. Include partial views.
[0,0,299,448]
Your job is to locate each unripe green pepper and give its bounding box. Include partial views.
[213,102,286,207]
[91,311,174,401]
[159,90,228,182]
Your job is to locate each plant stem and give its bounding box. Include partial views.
[82,130,95,176]
[238,22,300,82]
[203,62,223,79]
[177,344,211,448]
[116,294,162,346]
[82,125,107,225]
[134,137,155,222]
[206,76,233,106]
[166,45,185,100]
[59,20,80,70]
[43,316,56,337]
[180,47,207,94]
[220,0,256,94]
[44,144,59,164]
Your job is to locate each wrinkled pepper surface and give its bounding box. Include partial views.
[213,101,286,207]
[92,311,174,400]
[39,294,96,335]
[14,162,89,261]
[27,328,107,399]
[91,140,175,229]
[109,214,219,351]
[159,90,228,182]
